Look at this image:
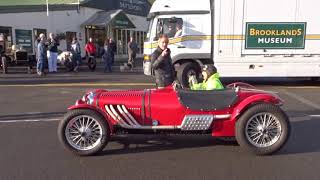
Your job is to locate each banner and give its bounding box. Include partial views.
[245,22,306,49]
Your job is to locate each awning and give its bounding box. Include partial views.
[81,9,135,29]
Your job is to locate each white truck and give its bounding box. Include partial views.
[143,0,320,86]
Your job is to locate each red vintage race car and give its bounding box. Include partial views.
[58,82,291,156]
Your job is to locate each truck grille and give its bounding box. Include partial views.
[180,115,214,131]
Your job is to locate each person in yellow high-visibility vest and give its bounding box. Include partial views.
[189,64,224,90]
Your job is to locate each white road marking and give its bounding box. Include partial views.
[310,115,320,117]
[281,90,320,110]
[0,118,61,123]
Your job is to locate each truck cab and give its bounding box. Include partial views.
[143,0,213,87]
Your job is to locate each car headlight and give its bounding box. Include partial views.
[80,92,96,105]
[86,92,95,105]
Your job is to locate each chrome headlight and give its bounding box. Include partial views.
[86,92,96,105]
[81,92,96,105]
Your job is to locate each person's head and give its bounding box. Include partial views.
[72,37,77,43]
[176,24,182,31]
[109,37,113,43]
[89,37,93,43]
[201,64,217,80]
[49,33,54,39]
[158,34,169,50]
[104,38,110,46]
[130,36,134,42]
[39,33,46,41]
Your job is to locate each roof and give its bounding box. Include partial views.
[81,0,151,16]
[0,0,82,6]
[0,0,83,14]
[81,10,136,29]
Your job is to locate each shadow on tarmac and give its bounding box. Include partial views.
[98,134,238,156]
[279,112,320,155]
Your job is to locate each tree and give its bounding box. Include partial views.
[148,0,156,4]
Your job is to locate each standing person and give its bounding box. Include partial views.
[70,37,81,72]
[37,33,47,76]
[109,37,117,66]
[151,34,175,88]
[85,37,96,57]
[101,38,113,73]
[127,36,138,69]
[47,33,59,73]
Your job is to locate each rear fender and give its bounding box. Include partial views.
[231,94,283,120]
[68,104,114,133]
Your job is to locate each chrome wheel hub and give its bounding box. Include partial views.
[245,113,282,148]
[65,115,103,151]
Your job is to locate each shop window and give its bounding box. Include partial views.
[0,26,13,53]
[15,29,33,53]
[66,32,77,51]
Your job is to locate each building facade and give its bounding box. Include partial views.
[0,0,151,58]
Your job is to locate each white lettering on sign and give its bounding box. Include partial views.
[119,2,142,12]
[257,38,293,44]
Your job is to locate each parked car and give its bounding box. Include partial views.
[58,83,291,156]
[0,45,36,74]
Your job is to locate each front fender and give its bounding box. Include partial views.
[68,104,114,133]
[231,94,283,120]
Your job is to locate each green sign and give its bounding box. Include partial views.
[15,29,32,53]
[112,12,135,29]
[245,22,306,49]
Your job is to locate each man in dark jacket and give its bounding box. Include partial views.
[151,34,175,88]
[37,33,47,76]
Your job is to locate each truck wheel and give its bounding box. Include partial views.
[1,57,7,74]
[88,57,96,71]
[58,109,110,156]
[177,62,200,88]
[236,104,290,155]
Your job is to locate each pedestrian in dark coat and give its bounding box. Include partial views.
[127,36,138,69]
[102,38,113,73]
[70,37,81,72]
[37,33,47,76]
[109,38,117,65]
[151,34,175,88]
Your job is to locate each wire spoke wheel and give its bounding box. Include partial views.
[58,109,109,156]
[236,104,290,155]
[65,115,103,151]
[245,113,281,148]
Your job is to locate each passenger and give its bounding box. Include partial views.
[189,64,224,90]
[174,24,183,38]
[151,34,175,88]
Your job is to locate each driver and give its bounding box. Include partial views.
[189,64,224,90]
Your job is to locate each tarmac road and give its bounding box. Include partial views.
[0,72,320,180]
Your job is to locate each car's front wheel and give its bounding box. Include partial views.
[58,109,110,156]
[236,104,290,155]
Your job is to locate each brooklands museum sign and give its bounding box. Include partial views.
[245,22,306,49]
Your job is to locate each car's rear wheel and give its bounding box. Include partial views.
[236,104,290,155]
[58,109,110,156]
